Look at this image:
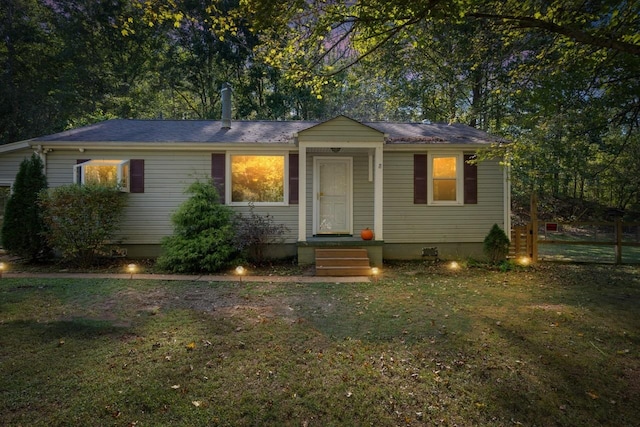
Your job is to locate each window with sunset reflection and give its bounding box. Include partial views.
[74,160,130,191]
[432,156,457,201]
[231,155,285,203]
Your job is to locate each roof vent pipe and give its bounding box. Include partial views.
[221,82,232,129]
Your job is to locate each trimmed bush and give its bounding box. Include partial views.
[483,223,511,264]
[1,154,50,260]
[39,184,127,266]
[233,203,289,264]
[157,180,238,273]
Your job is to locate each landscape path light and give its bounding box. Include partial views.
[235,265,246,283]
[127,263,137,279]
[0,262,6,278]
[518,256,531,266]
[371,267,380,282]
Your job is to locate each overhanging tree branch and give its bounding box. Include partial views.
[470,13,640,56]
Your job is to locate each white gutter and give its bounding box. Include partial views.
[33,145,49,176]
[0,140,30,153]
[27,142,297,152]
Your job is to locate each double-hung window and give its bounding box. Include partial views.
[414,152,477,205]
[229,154,287,205]
[430,154,462,204]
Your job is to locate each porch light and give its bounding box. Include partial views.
[235,265,246,282]
[0,262,6,278]
[127,263,137,279]
[330,147,341,153]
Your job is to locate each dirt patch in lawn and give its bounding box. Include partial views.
[87,284,297,326]
[528,303,568,311]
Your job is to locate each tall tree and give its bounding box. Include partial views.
[126,0,332,121]
[498,3,640,210]
[0,0,64,142]
[0,0,174,142]
[345,18,514,128]
[49,0,174,124]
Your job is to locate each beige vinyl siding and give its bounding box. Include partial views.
[383,152,506,243]
[233,205,298,244]
[0,147,33,186]
[299,116,383,144]
[352,153,374,232]
[304,154,313,235]
[44,149,299,245]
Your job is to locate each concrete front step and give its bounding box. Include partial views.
[315,248,371,276]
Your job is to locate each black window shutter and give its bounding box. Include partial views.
[289,153,299,204]
[76,159,90,184]
[464,154,478,204]
[414,154,427,204]
[211,153,226,203]
[130,159,145,193]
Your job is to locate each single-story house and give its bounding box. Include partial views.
[0,108,509,269]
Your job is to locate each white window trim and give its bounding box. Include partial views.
[226,152,289,206]
[73,160,130,192]
[428,152,464,206]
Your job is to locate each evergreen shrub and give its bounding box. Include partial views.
[483,223,511,264]
[1,154,50,260]
[157,180,238,273]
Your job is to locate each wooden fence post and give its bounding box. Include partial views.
[615,219,623,265]
[530,194,538,262]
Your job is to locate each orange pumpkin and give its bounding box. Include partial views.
[360,228,374,240]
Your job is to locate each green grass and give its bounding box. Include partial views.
[1,263,639,426]
[538,224,640,264]
[539,243,640,263]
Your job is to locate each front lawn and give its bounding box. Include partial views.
[1,263,638,426]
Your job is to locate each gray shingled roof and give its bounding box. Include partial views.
[369,122,504,145]
[32,118,504,145]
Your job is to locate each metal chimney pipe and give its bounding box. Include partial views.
[221,82,232,129]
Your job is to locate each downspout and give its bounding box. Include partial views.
[34,144,48,177]
[296,134,307,242]
[374,142,384,241]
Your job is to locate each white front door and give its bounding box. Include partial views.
[314,157,352,235]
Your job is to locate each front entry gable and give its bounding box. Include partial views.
[296,116,385,243]
[297,115,385,147]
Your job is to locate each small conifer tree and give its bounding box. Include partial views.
[483,223,511,264]
[157,180,238,273]
[1,154,50,260]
